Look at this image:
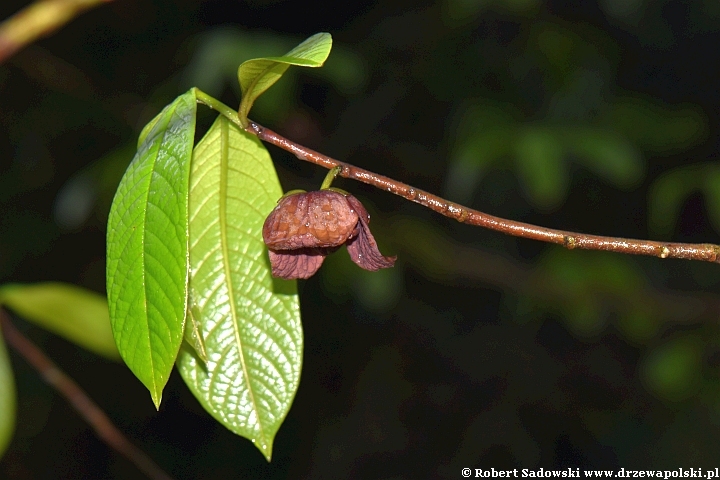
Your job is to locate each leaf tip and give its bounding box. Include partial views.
[151,391,162,411]
[255,440,273,462]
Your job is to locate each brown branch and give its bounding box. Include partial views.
[247,121,720,264]
[0,0,113,64]
[0,311,174,480]
[392,217,716,326]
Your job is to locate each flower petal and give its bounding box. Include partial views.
[263,191,358,249]
[345,196,396,271]
[267,248,328,279]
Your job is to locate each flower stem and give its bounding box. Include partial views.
[320,166,342,190]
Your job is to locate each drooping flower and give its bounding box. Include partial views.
[262,190,396,279]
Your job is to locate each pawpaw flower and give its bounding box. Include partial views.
[262,190,396,279]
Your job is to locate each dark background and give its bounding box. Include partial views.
[2,0,720,478]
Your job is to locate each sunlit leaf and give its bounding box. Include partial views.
[177,116,302,461]
[237,32,332,124]
[0,283,119,360]
[106,89,197,408]
[0,326,15,458]
[137,110,164,148]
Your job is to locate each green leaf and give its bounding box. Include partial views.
[237,32,332,124]
[0,325,16,458]
[183,296,207,363]
[641,337,701,402]
[566,128,643,189]
[600,97,706,153]
[137,110,164,148]
[445,101,517,202]
[177,116,302,461]
[648,165,705,237]
[514,127,567,210]
[106,89,197,408]
[0,283,119,360]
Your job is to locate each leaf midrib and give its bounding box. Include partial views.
[141,100,181,400]
[218,118,268,447]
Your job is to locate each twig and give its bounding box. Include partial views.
[0,0,113,64]
[247,121,720,264]
[0,311,174,480]
[392,218,715,325]
[195,90,720,263]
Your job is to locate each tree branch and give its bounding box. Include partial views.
[391,218,716,326]
[0,0,113,64]
[0,311,174,480]
[247,121,720,264]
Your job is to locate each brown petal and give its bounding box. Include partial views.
[268,248,328,280]
[344,195,396,271]
[263,191,358,250]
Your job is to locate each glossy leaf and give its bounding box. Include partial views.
[0,283,119,360]
[0,326,15,459]
[106,89,197,408]
[177,116,302,461]
[237,32,332,124]
[137,110,164,148]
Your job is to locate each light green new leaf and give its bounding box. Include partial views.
[237,32,332,124]
[0,326,15,459]
[137,110,164,148]
[177,116,302,461]
[0,283,119,360]
[106,89,197,408]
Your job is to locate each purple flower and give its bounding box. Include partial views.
[262,190,396,279]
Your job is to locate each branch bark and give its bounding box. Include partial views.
[247,121,720,265]
[392,217,716,327]
[0,0,112,64]
[0,311,174,480]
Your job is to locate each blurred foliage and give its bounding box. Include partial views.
[649,163,720,237]
[0,282,119,360]
[444,22,706,210]
[2,0,720,476]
